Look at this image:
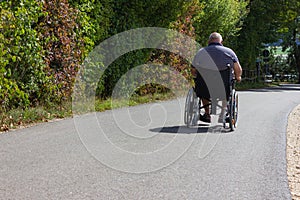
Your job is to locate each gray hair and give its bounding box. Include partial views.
[208,32,223,43]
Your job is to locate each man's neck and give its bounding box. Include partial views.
[208,42,222,46]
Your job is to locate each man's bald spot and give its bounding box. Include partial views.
[208,32,223,43]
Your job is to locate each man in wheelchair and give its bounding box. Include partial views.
[191,32,242,123]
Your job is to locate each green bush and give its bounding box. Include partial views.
[0,0,49,108]
[96,0,189,98]
[70,0,112,47]
[0,76,30,112]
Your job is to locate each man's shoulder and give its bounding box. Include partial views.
[197,44,236,55]
[217,45,237,55]
[217,45,233,51]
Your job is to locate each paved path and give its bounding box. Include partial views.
[0,85,300,199]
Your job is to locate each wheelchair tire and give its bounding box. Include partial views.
[233,92,238,128]
[229,90,238,131]
[184,88,199,127]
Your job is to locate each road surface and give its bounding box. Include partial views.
[0,84,300,199]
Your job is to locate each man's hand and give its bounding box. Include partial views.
[235,76,242,82]
[233,62,242,83]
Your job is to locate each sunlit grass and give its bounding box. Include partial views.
[0,92,175,132]
[94,92,176,112]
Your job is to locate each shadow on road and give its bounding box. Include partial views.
[150,124,232,134]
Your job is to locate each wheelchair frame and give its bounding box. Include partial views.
[184,66,239,131]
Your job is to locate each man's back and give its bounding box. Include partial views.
[193,42,239,71]
[191,32,242,123]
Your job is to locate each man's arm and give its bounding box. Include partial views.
[233,62,242,82]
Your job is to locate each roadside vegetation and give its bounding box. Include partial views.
[1,92,176,131]
[1,0,299,132]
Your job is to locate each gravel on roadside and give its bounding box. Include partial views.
[287,104,300,200]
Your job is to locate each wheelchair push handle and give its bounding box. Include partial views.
[226,63,239,81]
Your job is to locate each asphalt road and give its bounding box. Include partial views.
[0,84,300,200]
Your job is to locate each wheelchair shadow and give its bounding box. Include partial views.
[150,123,232,134]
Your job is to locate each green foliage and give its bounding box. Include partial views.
[149,0,203,92]
[235,0,300,83]
[69,0,112,47]
[0,76,30,112]
[95,0,188,98]
[194,0,249,46]
[0,0,50,106]
[279,0,300,83]
[110,0,185,33]
[235,0,290,69]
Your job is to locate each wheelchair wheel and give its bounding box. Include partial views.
[184,88,199,127]
[233,92,238,127]
[229,90,238,131]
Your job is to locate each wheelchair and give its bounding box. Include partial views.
[184,65,239,131]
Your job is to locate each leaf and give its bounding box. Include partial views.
[12,56,16,62]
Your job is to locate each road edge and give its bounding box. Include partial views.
[287,104,300,200]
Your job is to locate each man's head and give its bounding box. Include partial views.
[208,32,223,44]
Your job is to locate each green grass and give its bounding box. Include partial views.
[236,81,273,90]
[235,80,298,90]
[0,103,72,132]
[0,92,175,132]
[94,92,176,112]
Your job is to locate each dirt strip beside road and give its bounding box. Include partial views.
[287,104,300,200]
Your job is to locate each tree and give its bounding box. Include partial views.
[235,0,286,70]
[194,0,249,47]
[279,0,300,83]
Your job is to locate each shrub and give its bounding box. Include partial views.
[37,0,84,103]
[0,0,49,109]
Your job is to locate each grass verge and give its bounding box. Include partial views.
[236,81,278,90]
[0,92,175,132]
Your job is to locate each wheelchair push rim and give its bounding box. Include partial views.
[229,92,238,131]
[184,88,199,127]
